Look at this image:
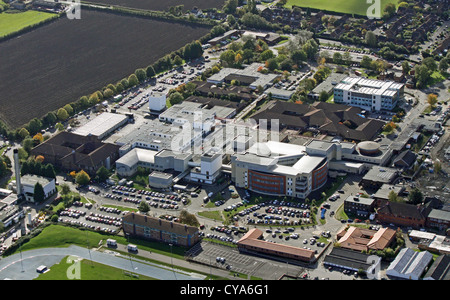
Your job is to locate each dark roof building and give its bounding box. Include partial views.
[30,131,120,175]
[423,255,450,280]
[376,201,429,229]
[393,150,417,169]
[251,101,385,141]
[323,247,381,274]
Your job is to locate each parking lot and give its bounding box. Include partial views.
[186,242,306,280]
[58,200,124,234]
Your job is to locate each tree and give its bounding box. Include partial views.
[96,166,111,183]
[146,66,156,78]
[173,55,183,67]
[365,31,377,47]
[427,94,438,107]
[439,59,448,72]
[401,61,411,75]
[60,183,71,195]
[63,104,74,116]
[408,188,423,205]
[266,58,279,71]
[415,64,432,88]
[291,49,307,65]
[422,57,437,72]
[388,190,401,202]
[57,108,69,121]
[179,210,200,227]
[360,56,373,69]
[168,91,184,106]
[383,3,396,18]
[18,128,30,139]
[135,68,147,83]
[138,200,150,213]
[333,52,343,64]
[103,88,114,99]
[259,49,274,62]
[33,182,45,203]
[128,74,139,87]
[318,91,329,102]
[75,170,90,186]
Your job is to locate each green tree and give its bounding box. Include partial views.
[138,200,150,213]
[63,104,74,116]
[60,183,71,195]
[57,108,69,121]
[266,58,279,71]
[128,74,139,87]
[439,59,448,72]
[33,182,45,203]
[318,91,329,102]
[365,31,377,47]
[146,66,156,78]
[96,166,111,183]
[408,188,423,205]
[401,61,411,75]
[135,68,147,83]
[169,92,184,106]
[18,128,30,139]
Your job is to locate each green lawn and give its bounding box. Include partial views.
[285,0,397,16]
[35,256,156,280]
[0,10,57,38]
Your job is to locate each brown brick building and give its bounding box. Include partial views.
[122,213,200,247]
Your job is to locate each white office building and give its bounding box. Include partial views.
[333,77,404,111]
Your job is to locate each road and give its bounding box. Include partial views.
[0,245,213,280]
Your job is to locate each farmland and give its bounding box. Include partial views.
[285,0,397,16]
[0,10,58,38]
[0,10,210,129]
[84,0,226,12]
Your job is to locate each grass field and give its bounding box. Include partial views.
[35,256,156,280]
[285,0,397,16]
[0,10,57,38]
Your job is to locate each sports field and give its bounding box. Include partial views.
[0,10,57,38]
[285,0,397,16]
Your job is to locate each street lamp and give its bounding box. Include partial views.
[169,243,177,280]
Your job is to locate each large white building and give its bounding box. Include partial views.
[21,175,56,203]
[333,77,404,111]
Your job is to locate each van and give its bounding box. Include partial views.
[203,196,209,203]
[127,244,138,252]
[107,239,117,248]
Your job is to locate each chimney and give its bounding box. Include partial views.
[13,149,22,195]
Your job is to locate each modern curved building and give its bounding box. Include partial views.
[231,141,328,199]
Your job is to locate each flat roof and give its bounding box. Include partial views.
[74,112,128,137]
[334,76,404,97]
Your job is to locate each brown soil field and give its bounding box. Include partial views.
[85,0,226,11]
[0,10,210,129]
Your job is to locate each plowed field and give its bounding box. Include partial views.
[0,10,209,128]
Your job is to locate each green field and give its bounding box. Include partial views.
[285,0,397,16]
[0,10,57,38]
[35,256,156,280]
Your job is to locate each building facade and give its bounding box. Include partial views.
[122,213,200,247]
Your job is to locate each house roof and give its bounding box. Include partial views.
[237,228,315,261]
[424,255,450,280]
[393,150,417,167]
[377,201,427,221]
[337,226,396,252]
[251,100,384,141]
